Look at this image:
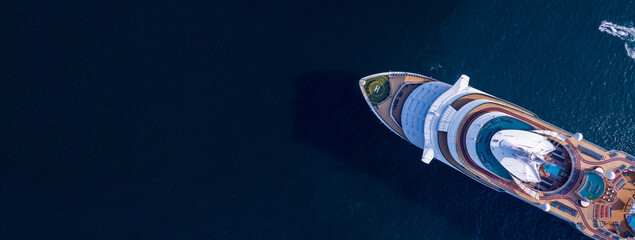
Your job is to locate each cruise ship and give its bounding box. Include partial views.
[359,72,635,240]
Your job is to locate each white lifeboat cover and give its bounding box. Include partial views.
[490,130,556,183]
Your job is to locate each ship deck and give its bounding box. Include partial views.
[452,93,635,240]
[359,73,434,138]
[360,72,635,239]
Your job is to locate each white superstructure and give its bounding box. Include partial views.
[490,130,555,182]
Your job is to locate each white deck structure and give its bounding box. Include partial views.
[490,130,555,183]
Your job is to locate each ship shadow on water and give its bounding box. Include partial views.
[292,71,585,240]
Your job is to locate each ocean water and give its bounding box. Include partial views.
[3,0,635,239]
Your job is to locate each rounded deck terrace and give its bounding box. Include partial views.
[578,171,606,201]
[466,114,574,192]
[529,139,574,192]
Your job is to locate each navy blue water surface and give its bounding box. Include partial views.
[3,0,635,239]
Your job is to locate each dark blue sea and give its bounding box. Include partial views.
[3,0,635,239]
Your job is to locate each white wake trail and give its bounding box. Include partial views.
[599,21,635,42]
[599,21,635,60]
[626,43,635,59]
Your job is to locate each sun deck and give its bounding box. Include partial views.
[583,167,635,238]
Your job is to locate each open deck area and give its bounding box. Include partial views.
[359,72,435,139]
[590,168,635,238]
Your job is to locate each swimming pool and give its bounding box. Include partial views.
[544,164,562,177]
[577,171,605,200]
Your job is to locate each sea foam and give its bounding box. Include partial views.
[626,43,635,59]
[599,21,635,60]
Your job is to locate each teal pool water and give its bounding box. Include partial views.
[577,171,605,200]
[544,164,563,177]
[475,116,534,180]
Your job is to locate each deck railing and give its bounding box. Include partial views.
[578,145,605,160]
[359,71,436,81]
